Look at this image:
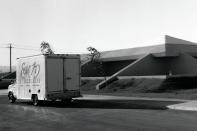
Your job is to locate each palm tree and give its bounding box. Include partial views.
[86,46,105,77]
[87,46,100,62]
[40,41,54,55]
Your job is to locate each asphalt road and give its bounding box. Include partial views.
[1,94,197,131]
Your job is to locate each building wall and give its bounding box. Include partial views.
[81,60,134,77]
[118,55,169,76]
[166,44,197,57]
[118,53,197,76]
[168,53,197,75]
[103,60,135,76]
[82,53,197,77]
[81,62,104,77]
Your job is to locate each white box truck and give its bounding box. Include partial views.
[8,54,81,105]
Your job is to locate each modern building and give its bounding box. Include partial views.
[81,35,197,89]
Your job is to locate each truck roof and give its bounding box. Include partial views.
[17,54,80,59]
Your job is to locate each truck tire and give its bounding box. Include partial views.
[32,95,38,106]
[8,92,16,103]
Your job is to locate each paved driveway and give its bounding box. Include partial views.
[0,93,197,131]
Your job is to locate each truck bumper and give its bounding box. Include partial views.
[47,90,81,100]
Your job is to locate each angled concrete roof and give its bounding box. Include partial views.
[99,44,165,61]
[81,35,197,62]
[165,35,197,56]
[165,35,197,45]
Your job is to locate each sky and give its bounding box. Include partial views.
[1,0,197,66]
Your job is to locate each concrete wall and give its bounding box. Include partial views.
[81,62,104,77]
[118,55,169,76]
[118,53,197,76]
[166,44,197,57]
[81,60,134,77]
[168,53,197,75]
[103,60,135,76]
[82,53,197,77]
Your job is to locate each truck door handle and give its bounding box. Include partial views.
[66,77,72,80]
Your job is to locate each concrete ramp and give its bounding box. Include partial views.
[96,54,151,90]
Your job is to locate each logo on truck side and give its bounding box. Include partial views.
[19,62,40,84]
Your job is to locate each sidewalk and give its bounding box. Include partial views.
[167,101,197,111]
[79,95,197,111]
[0,89,7,96]
[78,94,189,102]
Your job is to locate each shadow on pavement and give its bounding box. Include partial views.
[22,99,182,110]
[0,95,182,110]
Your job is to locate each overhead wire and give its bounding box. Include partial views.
[11,44,40,50]
[13,47,40,51]
[0,43,87,53]
[12,43,40,49]
[0,43,40,54]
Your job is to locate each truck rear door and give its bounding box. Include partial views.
[64,58,80,90]
[47,58,64,92]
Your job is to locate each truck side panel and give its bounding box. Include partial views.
[16,55,46,100]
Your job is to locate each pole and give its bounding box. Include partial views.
[9,43,12,73]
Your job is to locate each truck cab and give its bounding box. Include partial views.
[8,81,17,103]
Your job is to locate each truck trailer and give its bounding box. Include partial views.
[8,54,81,105]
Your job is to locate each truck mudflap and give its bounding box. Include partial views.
[47,90,81,100]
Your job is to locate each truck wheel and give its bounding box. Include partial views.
[32,95,38,106]
[8,92,16,103]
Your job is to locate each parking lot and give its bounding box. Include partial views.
[1,91,197,131]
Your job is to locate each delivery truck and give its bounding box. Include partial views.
[8,54,81,105]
